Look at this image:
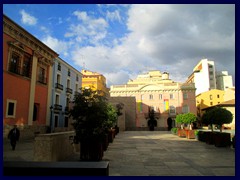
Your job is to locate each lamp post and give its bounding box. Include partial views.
[50,105,53,133]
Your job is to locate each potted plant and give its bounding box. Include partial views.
[194,130,199,140]
[176,114,186,137]
[211,107,233,147]
[184,113,197,139]
[70,88,117,161]
[201,110,215,144]
[105,104,118,143]
[201,107,233,147]
[171,127,178,135]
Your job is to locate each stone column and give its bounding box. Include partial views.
[46,64,53,126]
[27,53,38,125]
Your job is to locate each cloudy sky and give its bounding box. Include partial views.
[3,4,235,87]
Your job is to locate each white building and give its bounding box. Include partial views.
[216,71,233,91]
[186,59,216,95]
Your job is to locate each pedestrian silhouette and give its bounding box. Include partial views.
[8,125,20,150]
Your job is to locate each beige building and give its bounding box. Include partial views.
[110,70,197,130]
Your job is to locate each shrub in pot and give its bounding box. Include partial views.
[70,88,118,161]
[183,113,197,139]
[176,114,186,137]
[211,107,233,147]
[202,107,233,147]
[171,127,178,135]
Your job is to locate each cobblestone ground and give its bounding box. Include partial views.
[3,131,235,176]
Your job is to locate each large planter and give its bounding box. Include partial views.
[232,136,235,148]
[177,129,186,138]
[205,131,215,145]
[214,132,231,147]
[108,129,115,143]
[186,130,195,139]
[198,131,207,142]
[80,138,104,161]
[102,134,109,151]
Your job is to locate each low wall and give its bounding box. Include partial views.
[34,131,76,161]
[3,125,48,141]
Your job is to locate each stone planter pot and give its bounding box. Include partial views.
[177,129,186,138]
[214,132,231,147]
[186,130,195,139]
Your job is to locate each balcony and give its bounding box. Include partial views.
[54,104,62,111]
[55,83,63,90]
[66,87,73,94]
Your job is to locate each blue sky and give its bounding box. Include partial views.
[3,4,235,87]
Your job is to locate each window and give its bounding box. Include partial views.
[182,105,189,113]
[169,106,176,115]
[57,63,61,71]
[38,66,47,84]
[55,94,60,105]
[217,94,220,98]
[210,95,213,100]
[9,53,20,74]
[76,75,79,81]
[159,94,162,100]
[67,79,70,88]
[183,93,188,100]
[141,94,144,100]
[68,69,71,76]
[149,94,153,100]
[22,55,32,78]
[75,84,79,92]
[170,94,174,99]
[57,74,61,83]
[210,102,213,106]
[6,99,17,118]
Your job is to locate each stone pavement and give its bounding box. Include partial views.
[3,131,235,176]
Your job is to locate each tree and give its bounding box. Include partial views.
[202,107,233,132]
[69,88,118,161]
[183,113,197,130]
[176,114,184,129]
[147,109,157,131]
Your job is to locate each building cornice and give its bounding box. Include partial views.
[3,14,58,66]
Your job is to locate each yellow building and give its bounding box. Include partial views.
[196,89,225,118]
[81,70,109,97]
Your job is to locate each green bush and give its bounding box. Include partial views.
[171,127,178,134]
[194,130,199,136]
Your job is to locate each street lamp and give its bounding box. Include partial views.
[50,105,53,133]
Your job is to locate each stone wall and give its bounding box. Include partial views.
[33,131,76,161]
[3,125,48,142]
[109,97,136,130]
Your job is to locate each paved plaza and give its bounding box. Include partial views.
[3,131,235,176]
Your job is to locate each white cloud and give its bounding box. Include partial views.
[70,4,234,86]
[42,35,69,57]
[20,10,37,25]
[106,10,122,22]
[68,10,108,45]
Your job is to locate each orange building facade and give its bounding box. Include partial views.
[3,15,58,128]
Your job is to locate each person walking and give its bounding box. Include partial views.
[8,125,20,150]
